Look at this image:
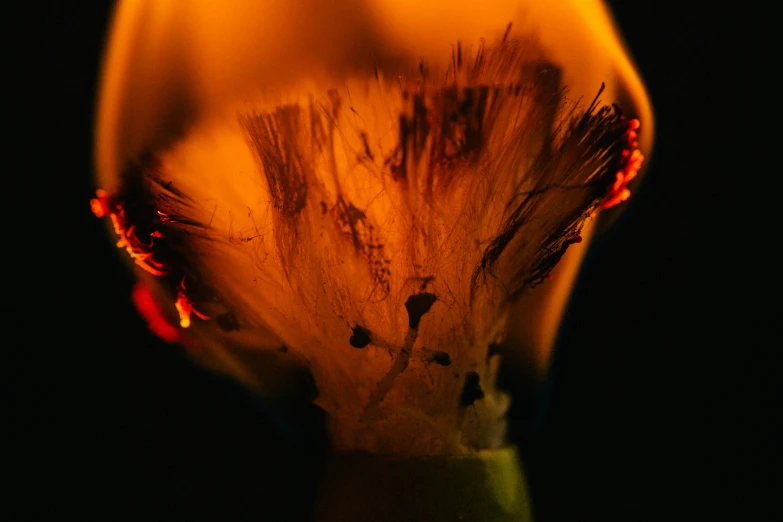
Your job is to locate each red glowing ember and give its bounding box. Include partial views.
[90,189,168,276]
[131,282,180,343]
[598,118,644,211]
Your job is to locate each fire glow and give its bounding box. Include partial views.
[93,0,652,456]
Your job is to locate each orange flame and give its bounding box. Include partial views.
[95,1,654,364]
[597,118,644,212]
[93,0,656,451]
[95,0,653,192]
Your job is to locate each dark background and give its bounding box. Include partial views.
[14,2,770,521]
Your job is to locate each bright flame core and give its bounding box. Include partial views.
[94,0,653,455]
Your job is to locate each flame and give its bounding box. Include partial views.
[96,0,652,191]
[93,0,654,453]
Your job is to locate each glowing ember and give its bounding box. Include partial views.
[90,189,168,276]
[174,278,211,329]
[597,117,644,211]
[131,282,180,343]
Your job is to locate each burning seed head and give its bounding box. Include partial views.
[93,3,649,456]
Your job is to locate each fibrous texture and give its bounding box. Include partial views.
[93,30,642,454]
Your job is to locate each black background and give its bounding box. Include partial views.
[14,2,770,521]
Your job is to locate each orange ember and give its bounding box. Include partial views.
[92,189,210,332]
[598,118,644,211]
[174,278,211,329]
[90,189,168,276]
